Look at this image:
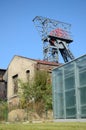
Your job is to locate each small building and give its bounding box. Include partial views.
[0,69,7,101]
[52,54,86,119]
[4,55,60,107]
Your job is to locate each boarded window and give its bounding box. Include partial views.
[12,74,18,94]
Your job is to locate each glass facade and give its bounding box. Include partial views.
[52,55,86,119]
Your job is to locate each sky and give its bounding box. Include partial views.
[0,0,86,69]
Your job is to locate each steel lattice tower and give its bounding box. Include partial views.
[33,16,74,63]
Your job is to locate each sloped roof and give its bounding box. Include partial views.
[4,55,61,73]
[0,69,6,75]
[35,59,60,66]
[14,55,61,66]
[3,55,61,81]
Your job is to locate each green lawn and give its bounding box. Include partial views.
[0,122,86,130]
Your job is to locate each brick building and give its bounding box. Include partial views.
[4,55,60,107]
[0,69,7,101]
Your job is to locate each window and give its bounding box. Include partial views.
[26,70,30,80]
[48,68,52,73]
[12,74,18,95]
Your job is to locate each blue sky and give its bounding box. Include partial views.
[0,0,86,69]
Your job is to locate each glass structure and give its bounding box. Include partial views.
[52,54,86,119]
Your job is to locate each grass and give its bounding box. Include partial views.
[0,122,86,130]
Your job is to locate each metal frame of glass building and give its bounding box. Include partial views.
[52,54,86,119]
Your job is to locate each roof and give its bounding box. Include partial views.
[4,55,61,72]
[14,55,61,66]
[3,55,61,81]
[0,69,6,75]
[0,69,6,71]
[35,59,60,66]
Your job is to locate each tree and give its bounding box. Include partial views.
[18,70,52,117]
[33,70,52,110]
[18,80,34,109]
